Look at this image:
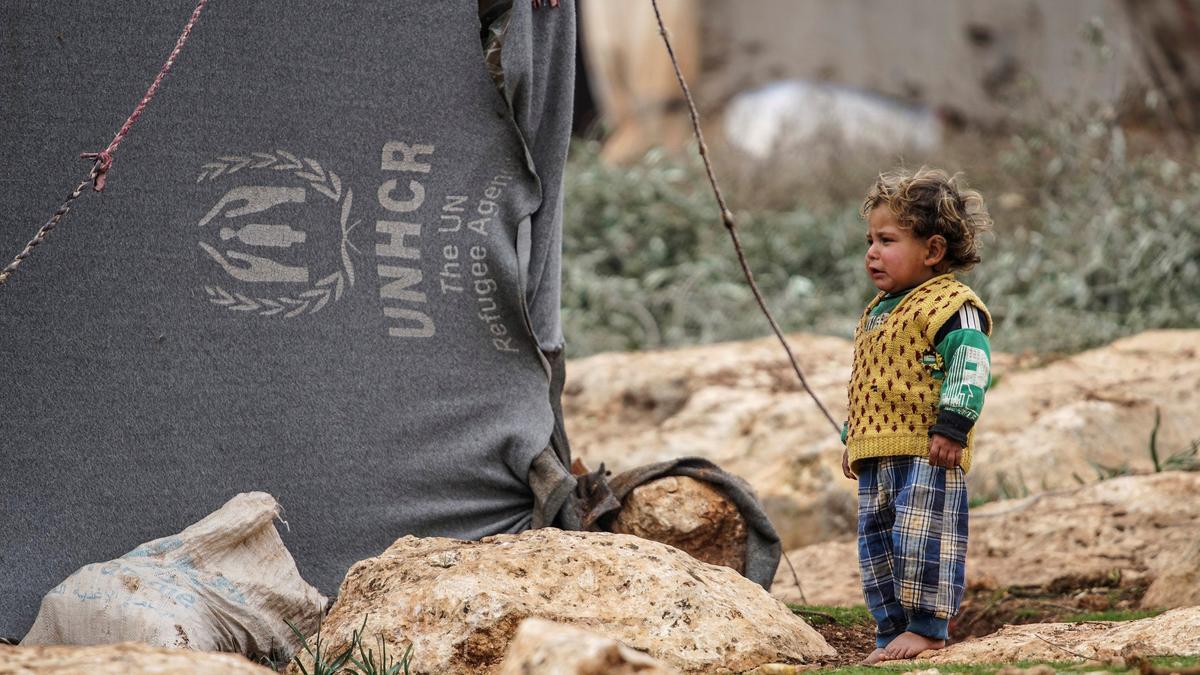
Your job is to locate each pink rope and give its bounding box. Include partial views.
[0,0,210,287]
[82,0,210,192]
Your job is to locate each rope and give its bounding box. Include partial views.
[0,173,98,287]
[649,0,841,435]
[0,0,210,288]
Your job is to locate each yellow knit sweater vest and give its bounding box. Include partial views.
[846,274,991,473]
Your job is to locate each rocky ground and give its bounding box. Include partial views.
[771,472,1200,611]
[564,330,1200,550]
[563,329,1200,669]
[771,472,1200,665]
[3,330,1198,673]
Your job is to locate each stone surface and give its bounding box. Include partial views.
[1142,537,1200,609]
[968,472,1200,594]
[498,618,678,675]
[564,331,1200,550]
[288,529,834,675]
[968,331,1200,500]
[0,642,274,674]
[564,333,857,552]
[610,476,748,574]
[770,473,1200,607]
[740,665,813,674]
[770,541,862,608]
[916,606,1200,664]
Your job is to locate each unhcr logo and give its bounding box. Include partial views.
[195,150,358,318]
[373,141,437,339]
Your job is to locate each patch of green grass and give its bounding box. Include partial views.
[287,616,413,675]
[1150,655,1200,670]
[1149,407,1200,473]
[1061,608,1166,623]
[1013,607,1041,620]
[787,604,873,626]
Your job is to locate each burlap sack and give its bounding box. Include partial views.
[22,492,328,660]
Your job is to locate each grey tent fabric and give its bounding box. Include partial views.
[499,3,572,352]
[0,0,575,638]
[528,349,582,531]
[604,458,784,590]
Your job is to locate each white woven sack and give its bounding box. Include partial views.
[22,492,328,660]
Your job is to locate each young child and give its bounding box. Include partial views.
[841,167,993,664]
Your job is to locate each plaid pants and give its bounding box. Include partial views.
[857,455,968,647]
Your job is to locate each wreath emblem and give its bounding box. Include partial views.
[197,150,358,318]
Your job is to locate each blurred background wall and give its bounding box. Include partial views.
[577,0,1200,161]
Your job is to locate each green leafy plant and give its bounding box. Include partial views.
[287,615,412,675]
[1149,407,1200,473]
[348,631,413,675]
[1088,458,1133,481]
[562,108,1200,358]
[1164,438,1200,472]
[1150,407,1164,471]
[287,618,353,675]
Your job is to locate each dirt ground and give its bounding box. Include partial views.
[809,620,878,667]
[952,579,1149,642]
[805,579,1151,668]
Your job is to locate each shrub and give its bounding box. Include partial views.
[560,114,1200,357]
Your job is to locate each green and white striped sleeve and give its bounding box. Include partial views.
[930,304,992,444]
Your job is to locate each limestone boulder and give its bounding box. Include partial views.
[770,473,1200,606]
[564,333,857,552]
[610,476,747,573]
[0,642,273,674]
[917,606,1200,664]
[565,330,1200,551]
[969,331,1200,500]
[288,529,835,675]
[968,472,1200,593]
[1142,537,1200,610]
[498,618,679,675]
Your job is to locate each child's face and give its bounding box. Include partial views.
[864,206,940,293]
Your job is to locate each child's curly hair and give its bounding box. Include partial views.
[861,167,992,272]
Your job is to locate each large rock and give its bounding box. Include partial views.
[498,618,679,675]
[565,330,1200,550]
[917,606,1200,664]
[969,472,1200,593]
[610,476,748,574]
[0,642,273,674]
[770,473,1200,606]
[969,331,1200,500]
[288,529,835,675]
[564,333,856,551]
[1142,537,1200,610]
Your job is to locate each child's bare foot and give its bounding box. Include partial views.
[861,647,888,665]
[879,631,945,661]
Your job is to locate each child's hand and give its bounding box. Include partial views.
[928,433,964,469]
[841,448,857,480]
